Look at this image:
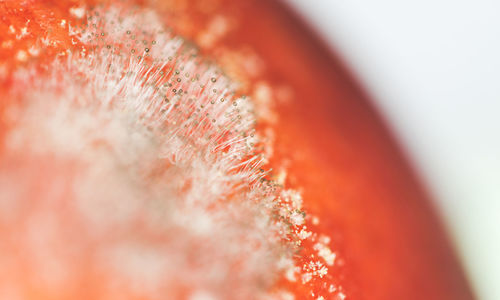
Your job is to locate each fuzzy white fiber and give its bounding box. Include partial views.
[0,4,314,300]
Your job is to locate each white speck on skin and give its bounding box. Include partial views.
[28,46,40,57]
[69,6,86,19]
[318,266,328,278]
[15,50,28,62]
[301,273,313,284]
[290,211,305,226]
[285,265,299,282]
[314,242,336,266]
[16,27,28,40]
[298,227,312,240]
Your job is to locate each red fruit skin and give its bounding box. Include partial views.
[0,0,474,299]
[236,1,474,299]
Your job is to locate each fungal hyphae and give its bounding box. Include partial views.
[0,2,342,299]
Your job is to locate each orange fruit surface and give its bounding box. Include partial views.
[0,0,474,299]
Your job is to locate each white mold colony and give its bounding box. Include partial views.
[0,3,339,300]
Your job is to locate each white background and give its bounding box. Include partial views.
[284,0,500,299]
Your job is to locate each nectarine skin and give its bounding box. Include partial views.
[0,0,474,299]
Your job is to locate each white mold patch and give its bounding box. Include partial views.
[0,2,341,299]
